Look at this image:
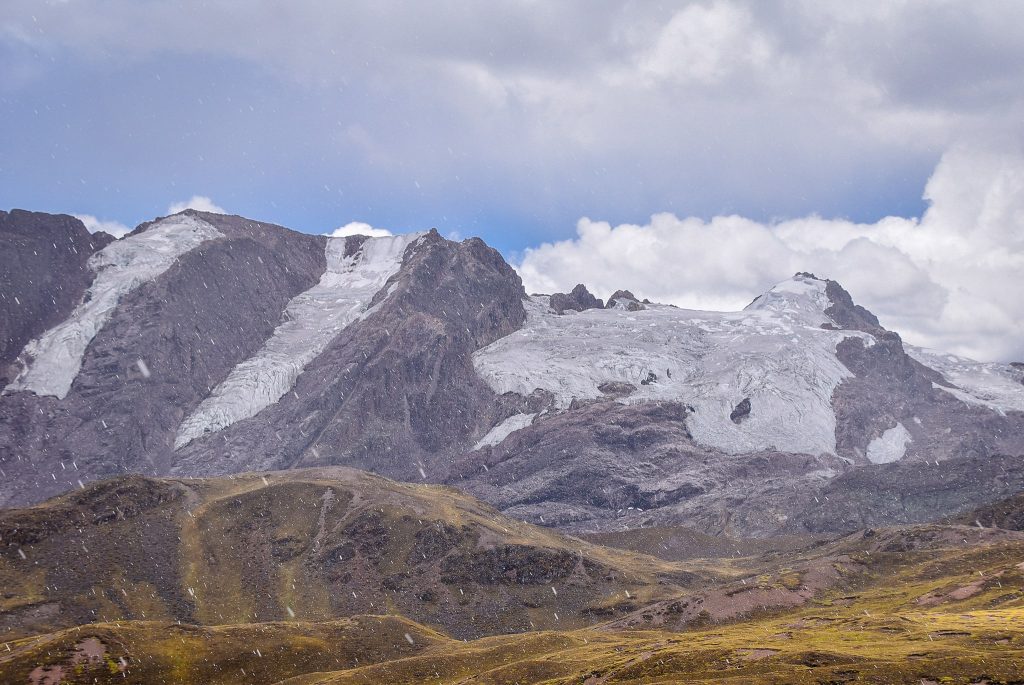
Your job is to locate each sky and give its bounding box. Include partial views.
[2,1,1023,361]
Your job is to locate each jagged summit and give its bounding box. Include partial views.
[744,272,834,325]
[549,283,603,314]
[547,272,877,332]
[742,272,892,337]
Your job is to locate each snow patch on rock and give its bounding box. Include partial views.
[5,214,222,398]
[866,422,913,464]
[473,275,871,457]
[473,413,537,450]
[175,232,423,448]
[907,346,1024,414]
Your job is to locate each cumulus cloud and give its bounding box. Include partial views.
[167,196,226,215]
[327,221,393,238]
[4,2,1024,362]
[74,214,130,238]
[517,144,1024,362]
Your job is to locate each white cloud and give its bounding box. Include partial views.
[74,214,130,238]
[7,1,1024,224]
[516,143,1024,363]
[5,2,1024,363]
[327,221,393,238]
[167,196,226,214]
[635,1,774,86]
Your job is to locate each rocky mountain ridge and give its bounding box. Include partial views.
[1,208,1022,537]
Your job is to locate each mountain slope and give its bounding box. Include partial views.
[5,500,1024,684]
[453,277,1024,536]
[170,227,525,482]
[0,469,696,642]
[0,210,523,506]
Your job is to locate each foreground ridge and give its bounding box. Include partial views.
[2,469,1024,683]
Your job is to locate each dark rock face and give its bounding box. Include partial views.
[790,452,1024,534]
[549,284,603,314]
[823,279,884,335]
[831,335,1024,464]
[598,381,636,398]
[449,395,1024,538]
[0,212,327,506]
[818,277,1024,465]
[1010,362,1024,385]
[170,230,527,483]
[954,491,1024,530]
[0,210,108,389]
[608,289,637,302]
[729,398,751,424]
[447,400,858,537]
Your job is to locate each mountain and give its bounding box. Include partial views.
[452,275,1024,535]
[1,209,524,507]
[3,204,1024,685]
[2,208,1023,537]
[3,468,1024,684]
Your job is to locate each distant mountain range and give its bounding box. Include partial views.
[2,207,1023,537]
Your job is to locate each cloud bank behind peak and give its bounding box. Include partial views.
[517,143,1024,363]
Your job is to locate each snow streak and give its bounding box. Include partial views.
[5,214,222,398]
[175,232,423,448]
[472,413,537,450]
[906,346,1024,414]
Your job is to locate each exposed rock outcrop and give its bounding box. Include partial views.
[823,279,885,335]
[831,334,1024,465]
[549,284,603,314]
[730,397,751,424]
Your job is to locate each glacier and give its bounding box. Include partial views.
[906,346,1024,414]
[5,214,222,399]
[174,232,424,448]
[472,274,872,457]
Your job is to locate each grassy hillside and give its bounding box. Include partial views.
[3,471,1024,683]
[0,469,700,641]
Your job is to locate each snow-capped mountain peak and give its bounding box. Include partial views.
[2,210,1023,540]
[743,272,832,326]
